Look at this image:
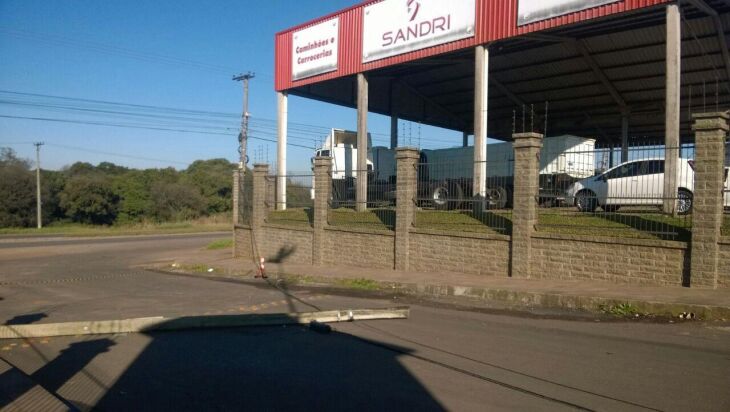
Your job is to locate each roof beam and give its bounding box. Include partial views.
[395,79,466,129]
[490,77,526,107]
[523,33,629,113]
[686,0,730,86]
[573,39,629,112]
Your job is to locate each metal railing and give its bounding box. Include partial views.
[538,142,696,241]
[414,160,514,235]
[267,172,314,227]
[328,169,396,230]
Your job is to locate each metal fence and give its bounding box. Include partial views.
[538,142,696,241]
[414,160,514,235]
[328,169,396,230]
[266,172,314,227]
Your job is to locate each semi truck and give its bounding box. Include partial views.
[313,129,596,209]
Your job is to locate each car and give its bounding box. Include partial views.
[564,158,721,215]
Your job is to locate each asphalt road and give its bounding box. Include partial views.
[1,234,729,411]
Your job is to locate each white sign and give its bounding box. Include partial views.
[292,18,339,81]
[518,0,620,26]
[363,0,475,63]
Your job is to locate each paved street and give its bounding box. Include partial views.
[1,234,729,411]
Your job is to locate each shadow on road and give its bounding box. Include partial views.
[2,315,444,410]
[5,313,47,325]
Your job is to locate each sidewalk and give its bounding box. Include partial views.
[152,248,730,320]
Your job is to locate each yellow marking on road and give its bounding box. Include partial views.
[21,344,30,348]
[239,306,247,311]
[9,343,17,347]
[251,305,259,311]
[260,303,269,309]
[40,339,49,344]
[279,300,287,305]
[1,347,10,351]
[227,309,237,313]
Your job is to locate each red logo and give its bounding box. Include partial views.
[407,0,420,22]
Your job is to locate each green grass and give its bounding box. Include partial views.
[537,210,692,241]
[328,208,394,231]
[0,217,230,237]
[723,214,730,237]
[206,238,233,250]
[267,208,313,227]
[415,210,509,235]
[599,303,640,317]
[414,208,694,241]
[335,278,381,290]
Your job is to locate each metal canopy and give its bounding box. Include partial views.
[288,2,730,146]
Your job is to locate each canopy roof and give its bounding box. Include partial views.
[282,1,730,146]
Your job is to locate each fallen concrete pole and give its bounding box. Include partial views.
[0,307,409,339]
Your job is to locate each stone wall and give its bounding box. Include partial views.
[409,229,510,277]
[531,233,688,286]
[719,239,730,288]
[322,227,395,269]
[251,224,313,265]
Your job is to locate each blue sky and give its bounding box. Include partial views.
[0,0,462,172]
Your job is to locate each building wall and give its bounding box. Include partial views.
[409,229,510,277]
[719,240,730,288]
[322,227,395,269]
[531,234,688,286]
[255,225,314,266]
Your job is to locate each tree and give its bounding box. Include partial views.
[60,175,120,224]
[0,148,36,227]
[182,159,235,215]
[150,182,206,222]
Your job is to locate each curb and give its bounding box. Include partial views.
[149,265,730,321]
[0,308,409,339]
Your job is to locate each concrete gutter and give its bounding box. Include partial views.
[0,308,409,339]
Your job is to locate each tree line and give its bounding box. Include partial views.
[0,147,247,227]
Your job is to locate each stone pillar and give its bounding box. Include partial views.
[277,92,288,210]
[252,164,269,234]
[395,147,419,271]
[232,169,240,226]
[312,157,332,266]
[511,132,544,278]
[664,4,681,214]
[356,73,369,212]
[690,112,729,289]
[473,45,489,198]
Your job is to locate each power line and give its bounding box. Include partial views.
[0,114,316,149]
[0,89,448,143]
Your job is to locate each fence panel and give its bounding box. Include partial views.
[328,169,396,230]
[539,142,696,241]
[414,159,514,235]
[267,173,314,227]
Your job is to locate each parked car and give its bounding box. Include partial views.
[564,158,729,215]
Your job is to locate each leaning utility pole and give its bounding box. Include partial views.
[233,72,255,170]
[34,142,44,229]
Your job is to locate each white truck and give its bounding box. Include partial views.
[313,129,596,209]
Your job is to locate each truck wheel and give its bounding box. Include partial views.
[676,188,693,215]
[576,190,598,213]
[488,186,509,209]
[431,181,463,210]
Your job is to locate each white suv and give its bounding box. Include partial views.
[565,158,730,215]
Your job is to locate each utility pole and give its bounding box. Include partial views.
[233,72,255,170]
[34,142,44,229]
